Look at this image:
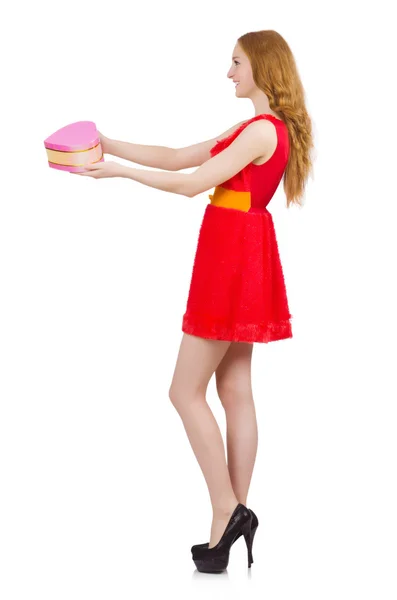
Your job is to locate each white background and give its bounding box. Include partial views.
[1,0,396,598]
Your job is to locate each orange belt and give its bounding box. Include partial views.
[208,186,251,212]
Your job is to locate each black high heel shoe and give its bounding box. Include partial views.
[191,503,254,573]
[191,507,259,564]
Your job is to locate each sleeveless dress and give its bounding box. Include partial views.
[181,113,293,343]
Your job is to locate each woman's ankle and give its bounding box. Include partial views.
[212,498,239,518]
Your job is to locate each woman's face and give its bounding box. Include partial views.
[227,44,255,97]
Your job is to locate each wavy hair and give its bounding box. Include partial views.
[238,30,315,208]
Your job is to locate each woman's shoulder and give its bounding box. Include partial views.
[210,115,275,157]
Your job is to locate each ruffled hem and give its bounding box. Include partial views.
[182,312,293,344]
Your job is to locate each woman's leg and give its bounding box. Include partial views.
[215,342,257,507]
[169,332,239,548]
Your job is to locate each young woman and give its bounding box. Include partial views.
[76,29,314,573]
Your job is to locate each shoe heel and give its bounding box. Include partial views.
[242,520,254,568]
[250,525,258,564]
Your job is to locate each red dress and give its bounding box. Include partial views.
[182,113,293,343]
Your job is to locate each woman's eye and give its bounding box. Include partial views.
[234,60,239,66]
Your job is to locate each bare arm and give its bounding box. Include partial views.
[188,120,271,196]
[105,138,178,171]
[174,119,248,170]
[118,120,270,197]
[102,119,247,172]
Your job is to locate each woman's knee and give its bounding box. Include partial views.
[215,342,254,410]
[169,333,231,407]
[216,379,253,410]
[168,384,186,407]
[168,384,206,410]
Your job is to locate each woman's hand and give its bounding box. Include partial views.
[72,160,125,179]
[98,130,112,155]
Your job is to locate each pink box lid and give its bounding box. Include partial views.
[44,121,100,152]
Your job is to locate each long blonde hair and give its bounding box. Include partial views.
[238,30,315,208]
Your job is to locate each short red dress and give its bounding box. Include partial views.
[182,113,293,343]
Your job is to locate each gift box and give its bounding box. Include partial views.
[44,121,104,172]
